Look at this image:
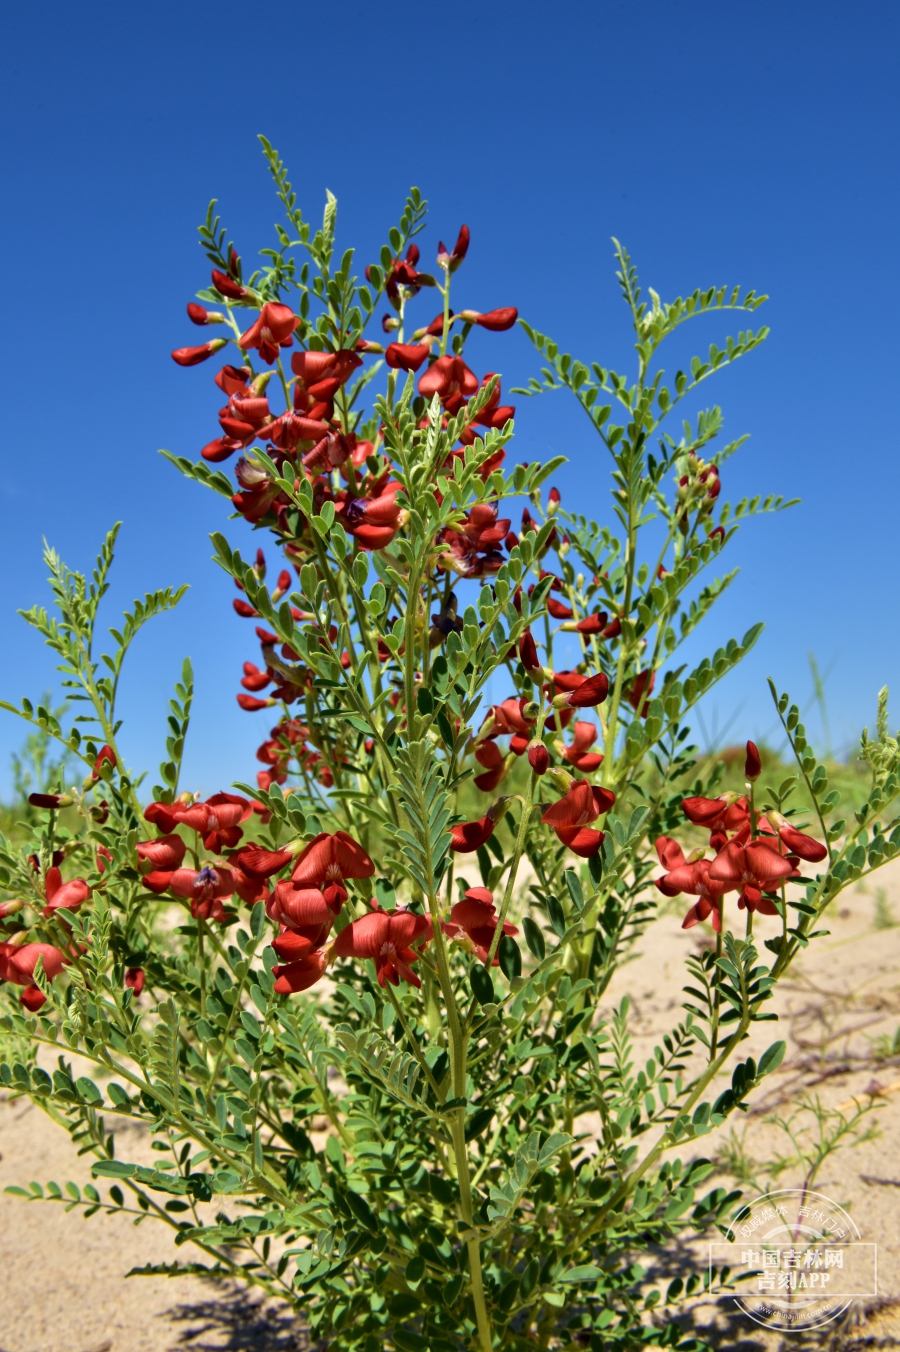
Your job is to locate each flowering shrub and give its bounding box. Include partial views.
[2,139,900,1352]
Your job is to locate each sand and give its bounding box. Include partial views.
[2,865,899,1352]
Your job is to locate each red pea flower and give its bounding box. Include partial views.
[437,225,470,274]
[682,794,750,835]
[233,843,295,879]
[528,741,550,775]
[459,307,519,331]
[136,834,187,894]
[333,906,431,988]
[273,950,328,995]
[266,883,334,944]
[555,672,610,709]
[28,792,71,809]
[745,740,762,780]
[4,942,68,1010]
[653,838,729,930]
[443,887,518,965]
[418,355,479,414]
[42,867,89,918]
[449,799,509,853]
[187,303,225,325]
[125,968,145,995]
[211,268,248,300]
[92,744,116,780]
[291,831,375,908]
[168,865,235,922]
[765,812,828,863]
[171,339,227,366]
[238,303,297,365]
[541,778,615,858]
[560,721,603,772]
[708,837,795,914]
[385,342,431,372]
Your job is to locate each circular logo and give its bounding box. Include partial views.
[711,1188,874,1332]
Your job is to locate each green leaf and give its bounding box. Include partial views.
[758,1040,786,1077]
[470,965,495,1006]
[559,1264,604,1283]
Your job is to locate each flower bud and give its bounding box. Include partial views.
[0,898,24,917]
[211,268,247,300]
[521,701,541,722]
[544,766,574,794]
[744,740,762,780]
[171,338,228,367]
[28,793,73,809]
[187,303,226,325]
[527,741,550,775]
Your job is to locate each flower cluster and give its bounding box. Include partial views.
[654,741,828,929]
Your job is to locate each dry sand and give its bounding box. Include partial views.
[2,865,899,1352]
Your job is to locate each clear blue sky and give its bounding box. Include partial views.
[1,0,897,796]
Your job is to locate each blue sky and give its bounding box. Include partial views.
[1,0,897,796]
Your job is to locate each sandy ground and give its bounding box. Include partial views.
[1,866,899,1352]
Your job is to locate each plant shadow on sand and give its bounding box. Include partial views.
[159,1282,309,1351]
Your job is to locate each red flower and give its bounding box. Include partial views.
[556,672,610,709]
[528,741,550,775]
[238,303,297,365]
[765,813,828,863]
[291,349,362,402]
[653,838,729,930]
[211,268,248,300]
[238,694,275,712]
[681,795,750,834]
[745,740,762,780]
[450,800,508,853]
[267,883,335,948]
[187,303,224,325]
[291,831,375,908]
[561,721,603,772]
[443,887,517,966]
[136,834,187,894]
[176,793,253,853]
[233,844,294,878]
[542,778,615,826]
[218,390,272,447]
[171,339,227,367]
[28,793,70,809]
[573,613,609,635]
[374,243,436,300]
[460,307,519,331]
[473,738,507,792]
[547,597,574,620]
[42,867,89,918]
[92,744,116,780]
[273,950,328,995]
[4,942,69,1009]
[708,836,795,914]
[385,342,431,372]
[125,968,145,995]
[333,906,431,988]
[418,355,479,414]
[241,662,272,692]
[168,865,235,922]
[437,225,470,274]
[625,670,655,715]
[215,364,251,395]
[340,483,404,550]
[519,630,542,676]
[542,778,614,858]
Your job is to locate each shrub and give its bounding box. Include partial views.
[1,140,898,1351]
